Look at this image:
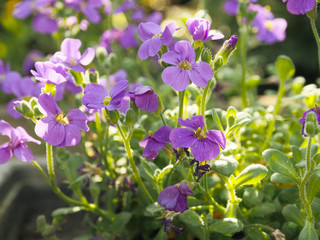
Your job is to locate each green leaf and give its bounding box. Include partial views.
[233,164,268,188]
[251,202,276,217]
[210,157,238,177]
[156,165,174,186]
[270,173,294,184]
[291,145,302,163]
[212,108,224,132]
[307,173,320,203]
[226,106,237,129]
[276,55,295,82]
[226,112,251,138]
[109,212,132,236]
[263,149,300,182]
[52,206,83,217]
[298,220,318,240]
[70,70,84,85]
[208,218,243,235]
[64,154,84,184]
[281,204,304,227]
[179,210,205,240]
[144,202,164,217]
[243,187,264,207]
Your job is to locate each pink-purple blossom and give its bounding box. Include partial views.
[223,0,257,16]
[35,93,89,147]
[128,85,158,112]
[51,38,95,72]
[169,115,226,162]
[161,41,213,91]
[186,18,224,42]
[282,0,315,15]
[158,183,194,213]
[137,22,177,60]
[0,120,40,164]
[82,80,128,111]
[31,61,67,85]
[299,106,320,137]
[139,125,171,161]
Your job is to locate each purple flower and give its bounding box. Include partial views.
[65,0,102,23]
[169,115,226,162]
[128,85,158,112]
[299,106,320,137]
[99,29,122,53]
[283,0,315,15]
[161,41,213,91]
[249,4,287,44]
[186,18,224,42]
[137,22,177,60]
[51,38,95,72]
[139,125,171,161]
[158,183,194,213]
[0,59,12,85]
[82,80,128,111]
[32,13,58,34]
[0,120,40,164]
[13,0,51,19]
[31,61,67,85]
[223,0,257,16]
[119,25,139,49]
[35,93,89,147]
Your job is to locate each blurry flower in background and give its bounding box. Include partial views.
[282,0,316,15]
[223,0,257,16]
[23,50,44,75]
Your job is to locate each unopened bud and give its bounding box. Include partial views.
[108,109,120,124]
[304,111,320,137]
[201,48,212,64]
[212,56,223,72]
[96,46,108,63]
[20,100,34,118]
[125,109,135,126]
[89,69,99,83]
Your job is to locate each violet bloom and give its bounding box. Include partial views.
[31,61,67,85]
[223,0,257,16]
[139,125,171,161]
[161,41,213,91]
[186,18,224,43]
[0,120,40,164]
[283,0,315,15]
[99,29,122,53]
[299,106,320,137]
[51,38,95,72]
[65,0,102,23]
[0,59,11,85]
[158,183,194,213]
[249,4,287,44]
[35,93,89,147]
[32,13,58,34]
[170,115,226,161]
[82,80,128,111]
[119,25,139,49]
[13,0,51,19]
[128,85,158,112]
[137,22,177,60]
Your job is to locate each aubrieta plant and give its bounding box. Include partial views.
[1,0,320,239]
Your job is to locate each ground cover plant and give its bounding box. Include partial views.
[0,0,320,239]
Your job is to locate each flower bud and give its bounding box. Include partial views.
[201,48,212,64]
[303,111,320,137]
[89,69,99,83]
[215,35,238,65]
[15,100,34,119]
[125,109,135,126]
[96,46,108,63]
[108,109,120,124]
[212,56,223,72]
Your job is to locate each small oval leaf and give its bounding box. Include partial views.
[233,164,268,188]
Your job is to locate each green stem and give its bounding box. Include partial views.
[200,78,214,132]
[310,18,320,72]
[240,25,249,108]
[116,122,154,203]
[44,144,114,219]
[178,90,185,125]
[221,175,238,218]
[197,183,226,214]
[298,136,314,222]
[160,111,167,125]
[260,78,285,153]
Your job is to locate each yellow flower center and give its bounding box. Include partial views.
[70,59,77,66]
[152,33,161,39]
[56,112,69,125]
[148,130,154,137]
[194,127,206,139]
[264,20,274,31]
[103,96,112,106]
[178,60,191,70]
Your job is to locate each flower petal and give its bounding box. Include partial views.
[109,80,128,97]
[286,0,315,15]
[15,126,41,144]
[142,138,165,161]
[206,130,226,149]
[169,128,196,148]
[0,120,14,138]
[161,51,180,65]
[35,116,65,146]
[139,136,151,148]
[190,138,220,161]
[67,109,89,132]
[137,22,161,42]
[135,93,158,112]
[138,38,161,60]
[161,67,190,91]
[160,22,176,46]
[178,115,205,130]
[79,48,95,66]
[158,185,179,210]
[188,62,212,88]
[178,183,194,196]
[0,143,13,164]
[82,83,107,109]
[173,41,195,64]
[14,143,35,162]
[38,93,62,116]
[57,124,81,147]
[153,125,172,143]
